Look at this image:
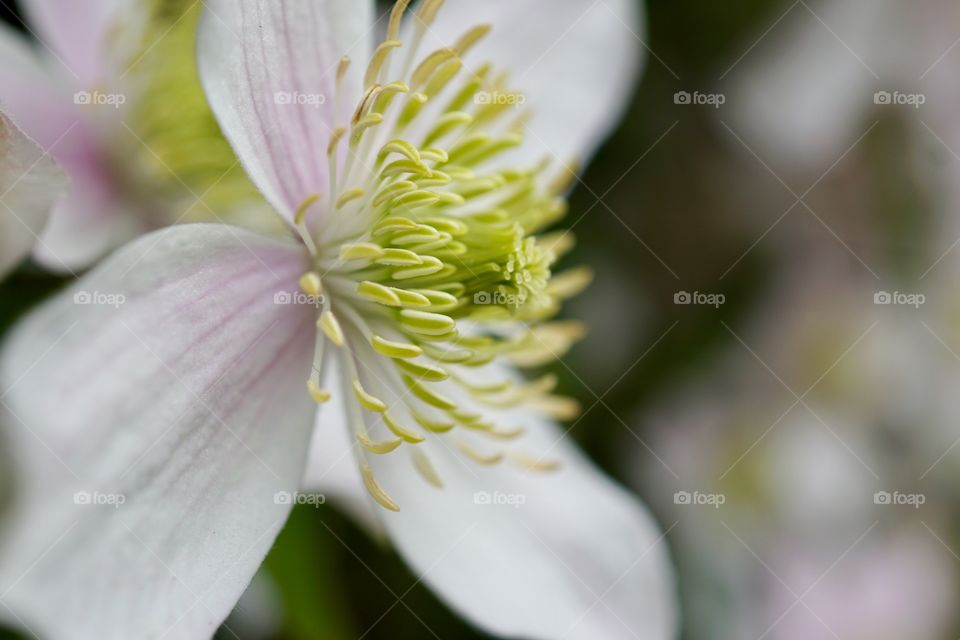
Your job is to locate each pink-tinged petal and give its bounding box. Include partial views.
[0,111,68,278]
[197,0,374,226]
[0,21,93,158]
[0,224,319,640]
[406,0,645,167]
[19,0,136,87]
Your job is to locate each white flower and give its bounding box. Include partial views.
[0,2,676,639]
[0,0,261,272]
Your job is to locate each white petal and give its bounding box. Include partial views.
[350,355,676,640]
[0,224,319,640]
[367,424,676,639]
[0,111,68,278]
[197,0,374,226]
[407,0,645,166]
[32,184,146,273]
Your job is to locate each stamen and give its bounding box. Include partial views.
[458,440,504,466]
[319,310,346,347]
[353,378,387,412]
[306,380,332,404]
[358,433,403,454]
[361,462,400,511]
[412,449,444,488]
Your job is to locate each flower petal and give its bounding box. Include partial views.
[0,224,318,640]
[19,0,136,87]
[0,21,88,156]
[0,111,68,278]
[353,359,676,640]
[197,0,374,226]
[366,424,676,639]
[31,183,146,273]
[407,0,645,166]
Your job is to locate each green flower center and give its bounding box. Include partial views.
[292,0,593,511]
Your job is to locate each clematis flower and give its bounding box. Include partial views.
[0,0,261,273]
[0,1,676,639]
[0,111,68,278]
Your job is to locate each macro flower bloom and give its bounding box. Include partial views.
[0,112,67,277]
[0,1,676,639]
[0,0,259,272]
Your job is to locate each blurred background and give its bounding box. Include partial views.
[3,0,960,638]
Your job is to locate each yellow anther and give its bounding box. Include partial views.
[327,127,347,157]
[411,48,457,87]
[364,40,402,88]
[339,243,385,261]
[335,187,365,209]
[509,451,561,473]
[372,336,423,359]
[361,462,400,511]
[357,281,403,307]
[295,193,322,226]
[412,410,455,433]
[454,24,491,56]
[387,0,411,40]
[530,395,581,421]
[412,449,444,488]
[417,0,445,26]
[352,378,387,412]
[383,412,425,443]
[396,358,448,382]
[298,272,322,297]
[486,426,526,441]
[458,440,504,466]
[377,248,423,266]
[405,376,457,410]
[318,310,345,347]
[306,380,331,404]
[358,433,403,454]
[546,266,593,299]
[336,56,351,83]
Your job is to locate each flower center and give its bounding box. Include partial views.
[296,0,591,511]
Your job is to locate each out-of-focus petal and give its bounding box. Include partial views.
[0,224,318,640]
[0,111,68,277]
[406,0,645,167]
